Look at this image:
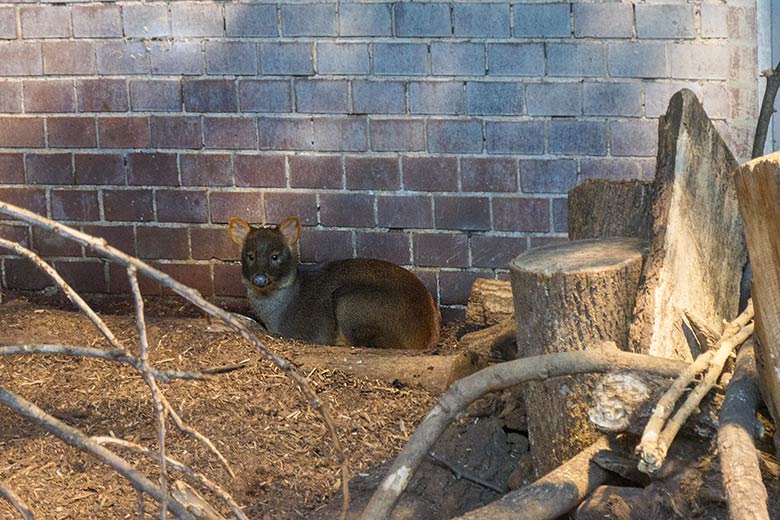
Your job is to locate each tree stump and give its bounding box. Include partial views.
[510,238,646,474]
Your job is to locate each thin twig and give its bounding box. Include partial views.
[94,436,247,520]
[0,238,124,351]
[0,201,350,519]
[0,480,35,520]
[358,348,690,520]
[637,302,754,474]
[136,487,145,520]
[128,266,169,520]
[428,452,505,494]
[0,386,196,520]
[753,61,780,159]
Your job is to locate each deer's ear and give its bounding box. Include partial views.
[228,217,251,246]
[278,216,301,246]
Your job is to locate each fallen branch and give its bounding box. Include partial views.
[0,386,196,520]
[637,302,754,474]
[427,451,506,494]
[455,436,612,520]
[0,200,350,518]
[752,60,780,159]
[0,480,35,520]
[717,340,770,520]
[358,348,689,520]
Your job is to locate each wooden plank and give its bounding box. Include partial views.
[628,89,747,361]
[734,151,780,450]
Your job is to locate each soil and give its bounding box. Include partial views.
[0,291,466,520]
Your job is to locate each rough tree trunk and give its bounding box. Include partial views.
[465,279,514,328]
[628,89,746,361]
[568,179,655,241]
[510,238,646,474]
[734,151,780,452]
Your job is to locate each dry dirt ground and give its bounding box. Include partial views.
[0,292,467,520]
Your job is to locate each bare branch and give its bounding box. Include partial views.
[753,60,780,159]
[359,348,689,520]
[0,480,35,520]
[0,200,350,518]
[0,238,123,351]
[717,340,770,520]
[0,386,196,520]
[427,451,506,494]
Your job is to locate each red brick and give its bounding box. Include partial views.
[180,154,233,187]
[74,154,125,185]
[461,158,518,192]
[289,155,342,189]
[127,152,178,186]
[204,117,258,149]
[0,9,16,40]
[210,191,264,224]
[183,80,237,112]
[345,156,400,190]
[0,117,45,148]
[377,195,433,229]
[191,228,240,261]
[32,227,81,256]
[234,154,286,188]
[103,189,154,222]
[23,79,76,112]
[76,79,128,112]
[0,82,22,113]
[214,262,245,297]
[48,117,97,148]
[0,43,42,76]
[0,154,24,184]
[264,192,317,226]
[492,197,550,232]
[320,192,375,227]
[355,231,410,264]
[26,154,73,185]
[0,224,30,247]
[53,260,107,293]
[150,116,202,149]
[402,156,458,192]
[43,41,96,75]
[108,262,161,295]
[130,80,182,112]
[434,196,491,231]
[82,225,135,257]
[552,198,568,233]
[439,270,482,305]
[4,258,52,291]
[137,226,190,260]
[0,188,46,215]
[299,229,353,263]
[156,190,209,223]
[470,235,528,268]
[72,5,122,38]
[21,6,70,38]
[413,233,469,268]
[530,236,568,248]
[157,262,212,296]
[50,190,100,221]
[98,117,149,148]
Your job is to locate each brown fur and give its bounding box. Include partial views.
[228,216,440,350]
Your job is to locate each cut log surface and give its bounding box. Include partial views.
[734,151,780,448]
[568,179,655,241]
[465,278,514,328]
[629,89,746,361]
[510,238,646,474]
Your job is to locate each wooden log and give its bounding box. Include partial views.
[574,486,642,520]
[295,345,487,395]
[567,179,655,241]
[628,89,746,361]
[459,317,516,362]
[510,238,646,474]
[465,279,513,328]
[734,151,780,453]
[455,436,612,520]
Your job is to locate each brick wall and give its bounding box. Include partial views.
[0,0,759,318]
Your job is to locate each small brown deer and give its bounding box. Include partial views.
[228,216,440,350]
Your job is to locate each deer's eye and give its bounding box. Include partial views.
[246,252,255,261]
[271,253,279,262]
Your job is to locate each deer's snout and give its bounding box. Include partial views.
[253,274,269,287]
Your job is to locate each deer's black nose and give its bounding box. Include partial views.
[253,274,269,287]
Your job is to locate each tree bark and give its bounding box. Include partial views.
[465,279,514,328]
[510,238,646,474]
[734,152,780,453]
[567,179,655,241]
[628,89,746,361]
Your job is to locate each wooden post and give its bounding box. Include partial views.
[510,238,646,474]
[734,151,780,452]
